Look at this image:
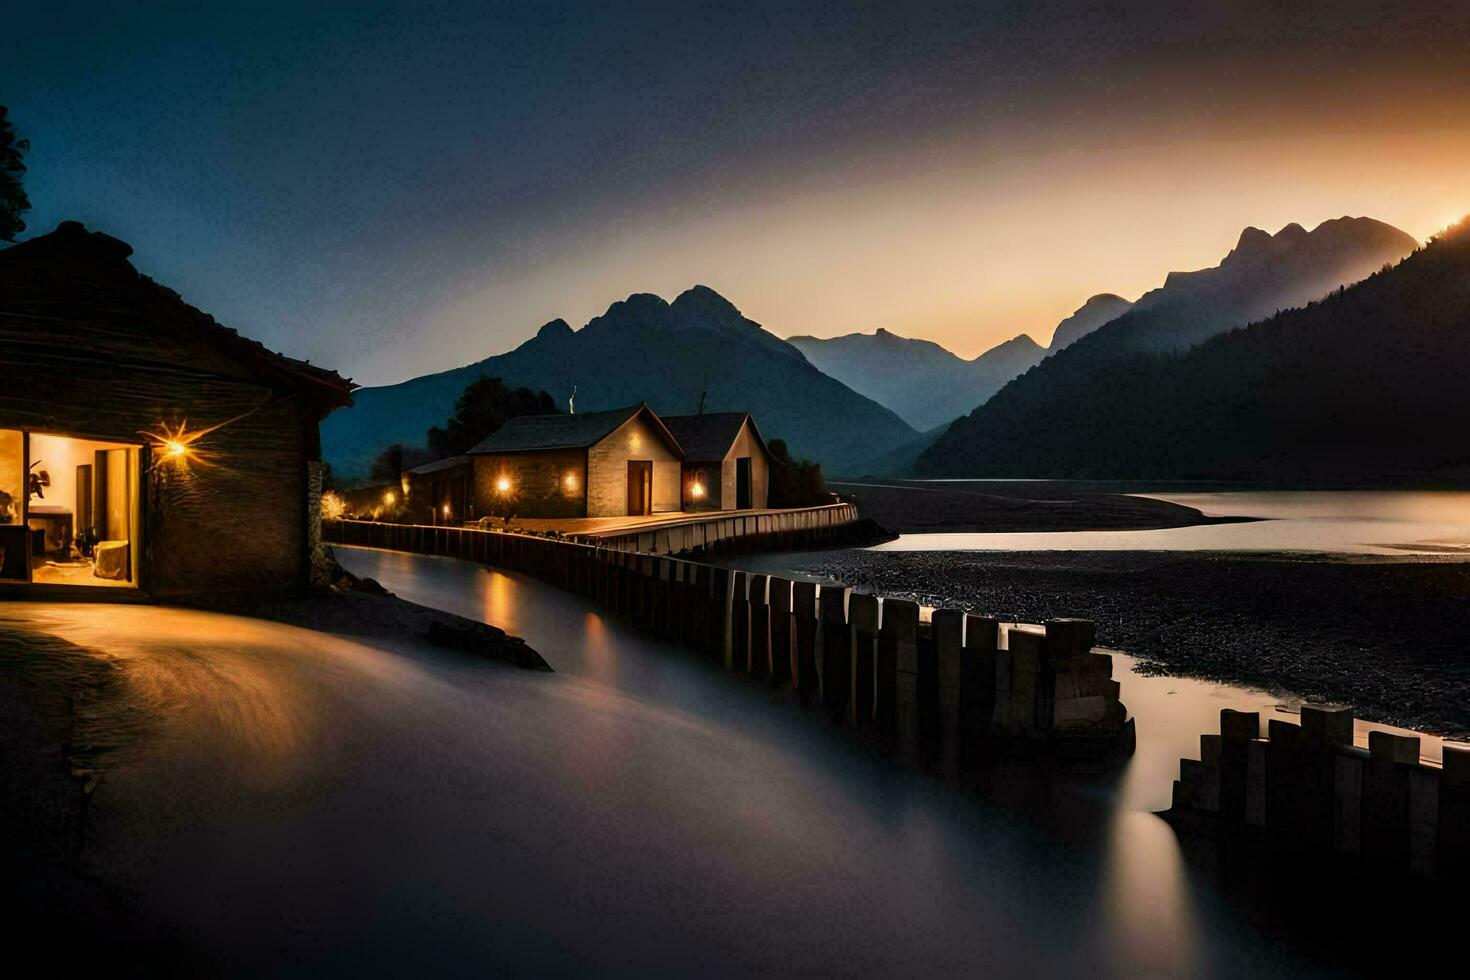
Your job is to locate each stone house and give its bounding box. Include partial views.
[0,222,353,596]
[465,404,684,519]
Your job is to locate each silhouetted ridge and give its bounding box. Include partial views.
[917,220,1468,482]
[1047,293,1135,352]
[322,286,916,477]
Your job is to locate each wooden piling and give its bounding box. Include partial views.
[767,577,795,688]
[848,593,879,728]
[729,571,750,672]
[792,581,819,703]
[748,574,771,678]
[818,585,851,722]
[933,609,965,772]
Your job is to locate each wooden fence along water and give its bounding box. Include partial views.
[323,518,1136,771]
[558,502,869,555]
[1167,705,1468,882]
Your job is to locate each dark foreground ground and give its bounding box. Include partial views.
[792,549,1470,736]
[830,479,1247,533]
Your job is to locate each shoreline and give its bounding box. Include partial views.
[749,546,1470,737]
[831,478,1253,534]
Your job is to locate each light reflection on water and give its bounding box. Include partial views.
[871,489,1470,555]
[334,546,1449,976]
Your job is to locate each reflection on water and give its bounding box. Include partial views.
[873,489,1470,555]
[334,546,1451,976]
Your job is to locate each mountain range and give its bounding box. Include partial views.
[788,293,1135,432]
[322,286,918,479]
[917,216,1427,478]
[786,329,1041,431]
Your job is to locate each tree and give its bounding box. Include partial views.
[427,376,557,458]
[0,106,30,243]
[370,443,404,484]
[766,438,830,507]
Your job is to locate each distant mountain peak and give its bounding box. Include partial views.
[322,283,917,477]
[1233,226,1273,253]
[990,333,1044,354]
[535,318,574,340]
[1049,292,1134,351]
[671,284,742,319]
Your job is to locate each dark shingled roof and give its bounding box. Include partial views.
[405,454,470,476]
[660,412,763,461]
[467,404,684,455]
[0,221,355,410]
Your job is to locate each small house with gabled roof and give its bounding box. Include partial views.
[0,221,354,596]
[660,412,770,511]
[466,404,684,518]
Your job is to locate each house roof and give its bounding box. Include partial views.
[405,454,470,476]
[467,404,684,456]
[0,222,355,412]
[660,412,767,461]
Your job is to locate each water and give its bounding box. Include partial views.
[871,489,1470,555]
[308,547,1448,975]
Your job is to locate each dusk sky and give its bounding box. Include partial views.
[7,1,1470,385]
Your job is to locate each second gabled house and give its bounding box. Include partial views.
[659,412,770,512]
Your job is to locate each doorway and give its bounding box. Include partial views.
[735,456,752,509]
[0,428,141,588]
[626,460,652,515]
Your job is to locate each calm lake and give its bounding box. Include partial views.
[873,489,1470,555]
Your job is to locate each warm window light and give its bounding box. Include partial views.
[495,476,512,494]
[384,490,396,506]
[691,481,706,499]
[563,471,578,491]
[442,503,451,517]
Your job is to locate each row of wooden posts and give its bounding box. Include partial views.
[1170,705,1470,881]
[324,518,1134,767]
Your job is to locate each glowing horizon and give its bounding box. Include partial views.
[10,2,1470,378]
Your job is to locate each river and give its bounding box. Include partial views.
[327,546,1446,976]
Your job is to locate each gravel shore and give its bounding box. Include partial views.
[830,479,1249,533]
[780,548,1470,736]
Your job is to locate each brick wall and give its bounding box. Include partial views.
[471,450,587,519]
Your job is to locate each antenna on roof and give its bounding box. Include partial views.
[568,385,576,415]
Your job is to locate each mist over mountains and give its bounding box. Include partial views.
[918,217,1435,479]
[786,329,1043,431]
[788,293,1140,432]
[322,285,917,479]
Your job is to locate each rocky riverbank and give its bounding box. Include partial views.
[830,479,1249,533]
[772,548,1470,737]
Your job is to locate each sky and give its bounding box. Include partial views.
[5,1,1470,385]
